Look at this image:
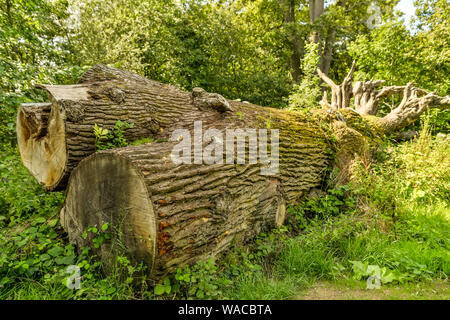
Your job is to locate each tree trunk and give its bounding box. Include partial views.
[279,0,305,83]
[60,101,333,279]
[319,28,335,75]
[309,0,324,44]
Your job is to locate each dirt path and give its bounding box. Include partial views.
[295,279,449,300]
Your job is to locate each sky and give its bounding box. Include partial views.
[395,0,416,26]
[323,0,417,27]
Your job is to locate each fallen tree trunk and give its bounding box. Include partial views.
[20,64,448,280]
[20,64,449,191]
[60,105,334,278]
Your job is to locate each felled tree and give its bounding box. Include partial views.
[17,64,449,279]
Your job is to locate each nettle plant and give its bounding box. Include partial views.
[94,120,135,151]
[287,185,356,230]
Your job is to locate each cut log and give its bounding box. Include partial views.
[16,65,234,190]
[60,104,335,278]
[16,103,59,186]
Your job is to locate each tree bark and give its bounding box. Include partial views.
[309,0,324,44]
[380,86,450,133]
[319,28,335,75]
[60,100,333,279]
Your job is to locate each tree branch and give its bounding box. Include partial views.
[318,61,449,133]
[381,83,450,132]
[318,60,356,109]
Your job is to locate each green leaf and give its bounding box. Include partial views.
[163,277,170,286]
[164,285,172,295]
[107,287,117,295]
[55,256,75,265]
[154,284,165,295]
[196,290,205,299]
[48,246,64,257]
[48,218,59,227]
[34,217,46,224]
[40,254,51,261]
[350,260,369,280]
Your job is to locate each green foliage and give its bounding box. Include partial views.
[173,258,227,299]
[287,185,356,229]
[154,277,172,296]
[288,42,322,110]
[349,2,449,96]
[421,108,450,135]
[350,261,406,284]
[350,22,419,88]
[278,209,448,285]
[0,151,64,222]
[1,0,449,300]
[81,224,111,249]
[94,120,135,151]
[277,122,449,290]
[0,219,76,287]
[72,0,291,108]
[348,12,449,129]
[0,0,85,150]
[0,146,148,299]
[151,227,291,300]
[0,213,149,299]
[153,258,230,300]
[412,0,450,95]
[351,116,450,220]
